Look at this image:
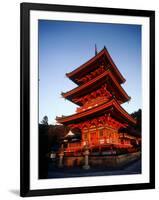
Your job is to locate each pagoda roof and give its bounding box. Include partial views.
[66,47,126,85]
[56,99,136,126]
[62,70,130,105]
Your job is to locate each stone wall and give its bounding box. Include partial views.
[62,152,141,168]
[63,156,84,168]
[89,152,141,168]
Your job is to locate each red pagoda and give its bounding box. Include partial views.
[56,46,139,157]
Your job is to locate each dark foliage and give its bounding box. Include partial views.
[131,109,142,133]
[41,115,48,125]
[38,123,69,178]
[38,124,49,179]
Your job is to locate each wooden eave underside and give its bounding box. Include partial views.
[56,99,136,125]
[62,70,130,104]
[66,48,126,84]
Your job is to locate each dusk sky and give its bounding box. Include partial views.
[38,20,141,124]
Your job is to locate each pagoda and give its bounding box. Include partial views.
[56,46,138,156]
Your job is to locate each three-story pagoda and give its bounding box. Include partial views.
[56,47,137,155]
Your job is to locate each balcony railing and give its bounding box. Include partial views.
[65,138,132,151]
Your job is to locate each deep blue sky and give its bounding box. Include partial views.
[39,20,141,124]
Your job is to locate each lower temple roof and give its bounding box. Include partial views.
[56,99,136,125]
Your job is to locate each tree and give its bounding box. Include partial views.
[131,109,142,132]
[41,115,48,125]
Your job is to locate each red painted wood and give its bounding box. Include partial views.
[56,47,139,154]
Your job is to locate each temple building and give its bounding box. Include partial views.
[56,46,140,158]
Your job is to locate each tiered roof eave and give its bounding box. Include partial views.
[62,70,130,105]
[66,47,126,85]
[56,99,136,126]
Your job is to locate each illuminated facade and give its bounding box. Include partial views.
[56,47,139,156]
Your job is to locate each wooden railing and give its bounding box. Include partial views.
[65,139,132,152]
